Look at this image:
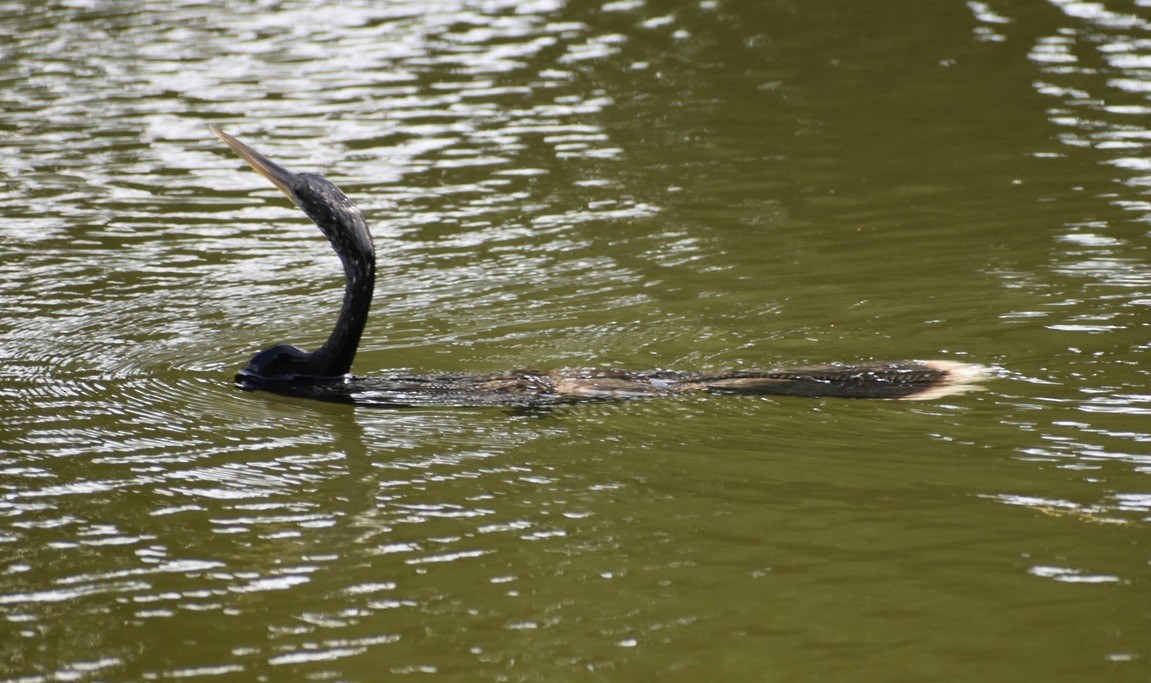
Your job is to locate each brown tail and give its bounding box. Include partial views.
[691,360,987,400]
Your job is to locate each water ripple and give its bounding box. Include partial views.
[2,3,641,669]
[3,1,1151,680]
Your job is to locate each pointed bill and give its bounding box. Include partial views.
[211,126,298,202]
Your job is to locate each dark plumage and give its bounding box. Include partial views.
[212,127,985,407]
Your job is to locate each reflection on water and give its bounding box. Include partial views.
[2,0,1151,679]
[987,0,1151,533]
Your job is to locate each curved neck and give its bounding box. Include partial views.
[310,248,375,377]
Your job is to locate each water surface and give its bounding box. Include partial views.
[2,0,1150,680]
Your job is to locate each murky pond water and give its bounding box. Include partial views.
[2,0,1150,680]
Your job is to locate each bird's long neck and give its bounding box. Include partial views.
[310,247,375,377]
[293,173,377,379]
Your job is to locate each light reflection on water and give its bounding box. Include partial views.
[2,0,1151,679]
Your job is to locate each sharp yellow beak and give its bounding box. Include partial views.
[211,126,298,202]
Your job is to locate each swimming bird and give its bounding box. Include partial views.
[211,127,985,406]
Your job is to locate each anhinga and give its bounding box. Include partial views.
[211,127,985,407]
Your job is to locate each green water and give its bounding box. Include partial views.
[2,0,1150,680]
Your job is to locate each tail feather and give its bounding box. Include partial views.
[694,360,987,400]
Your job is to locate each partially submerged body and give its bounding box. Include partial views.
[212,127,987,408]
[237,360,986,407]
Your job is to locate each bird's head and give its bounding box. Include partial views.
[211,126,374,267]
